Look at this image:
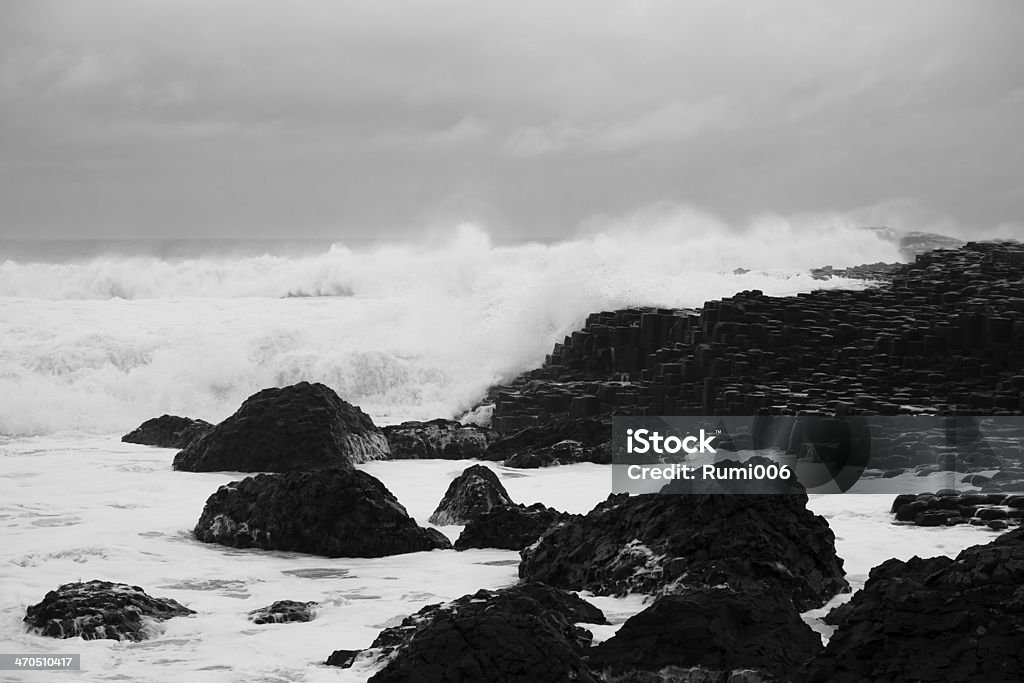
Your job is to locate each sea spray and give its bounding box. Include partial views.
[0,221,900,436]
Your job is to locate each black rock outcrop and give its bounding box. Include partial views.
[326,582,606,683]
[248,600,318,624]
[427,465,514,525]
[803,528,1024,683]
[520,492,847,611]
[172,382,389,472]
[24,580,194,641]
[382,419,492,459]
[486,243,1024,434]
[589,587,822,681]
[194,469,451,557]
[454,503,569,551]
[121,414,212,449]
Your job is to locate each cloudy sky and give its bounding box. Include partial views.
[1,0,1022,241]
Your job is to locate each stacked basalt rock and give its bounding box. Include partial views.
[489,242,1024,435]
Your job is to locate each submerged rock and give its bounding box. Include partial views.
[173,382,389,472]
[248,600,318,625]
[520,492,847,611]
[121,414,213,449]
[803,528,1024,683]
[589,587,822,681]
[427,464,514,525]
[382,419,492,459]
[194,469,451,557]
[326,582,606,683]
[24,580,194,642]
[454,503,570,551]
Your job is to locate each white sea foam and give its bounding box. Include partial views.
[0,222,898,436]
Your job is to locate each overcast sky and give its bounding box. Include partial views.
[1,0,1022,241]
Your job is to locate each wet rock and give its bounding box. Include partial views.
[484,417,610,459]
[173,382,388,472]
[382,419,492,460]
[503,439,611,468]
[325,582,605,683]
[589,587,822,681]
[804,529,1024,682]
[121,414,212,449]
[194,469,451,557]
[427,465,514,525]
[24,580,194,642]
[248,600,317,624]
[454,503,570,551]
[520,492,847,611]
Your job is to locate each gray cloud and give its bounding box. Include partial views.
[1,0,1022,240]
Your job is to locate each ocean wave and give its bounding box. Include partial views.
[0,215,904,435]
[0,214,903,300]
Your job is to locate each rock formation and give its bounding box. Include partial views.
[427,464,514,525]
[589,587,823,681]
[194,469,451,557]
[173,381,389,472]
[487,243,1024,434]
[383,419,492,459]
[325,583,606,683]
[121,414,212,449]
[520,491,848,611]
[803,528,1024,682]
[454,503,569,551]
[248,600,318,625]
[24,580,194,641]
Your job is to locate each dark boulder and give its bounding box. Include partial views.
[427,465,514,525]
[454,503,570,551]
[589,587,822,681]
[503,439,611,468]
[173,382,388,472]
[248,600,317,624]
[382,419,492,459]
[194,469,451,557]
[804,528,1024,682]
[520,492,847,611]
[121,414,212,449]
[325,582,606,683]
[24,580,194,641]
[483,417,610,462]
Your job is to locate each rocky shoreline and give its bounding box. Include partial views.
[29,241,1024,682]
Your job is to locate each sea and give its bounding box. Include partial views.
[0,224,994,681]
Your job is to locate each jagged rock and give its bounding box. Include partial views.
[173,382,388,472]
[891,491,1024,530]
[804,529,1024,682]
[520,492,847,611]
[484,417,610,459]
[248,600,317,624]
[325,582,606,682]
[503,439,611,468]
[121,414,212,449]
[194,469,451,557]
[24,580,194,642]
[454,503,570,551]
[589,587,822,680]
[382,419,492,459]
[427,465,514,525]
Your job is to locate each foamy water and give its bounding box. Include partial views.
[0,438,994,682]
[0,223,899,437]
